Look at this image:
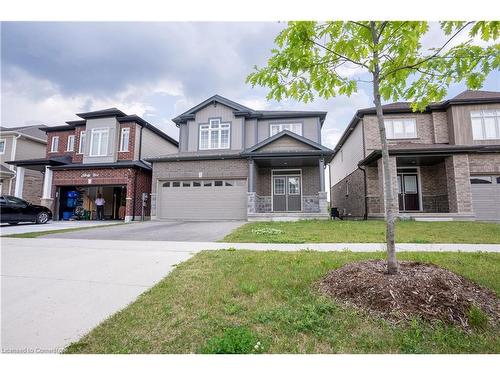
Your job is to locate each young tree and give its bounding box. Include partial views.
[247,21,499,274]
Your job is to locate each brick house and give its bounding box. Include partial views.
[330,90,500,221]
[0,125,47,203]
[148,95,333,221]
[10,108,178,222]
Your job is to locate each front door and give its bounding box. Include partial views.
[397,173,420,211]
[273,175,301,212]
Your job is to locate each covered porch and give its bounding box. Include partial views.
[361,149,476,221]
[245,154,330,221]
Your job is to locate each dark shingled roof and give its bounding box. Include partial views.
[0,125,48,141]
[334,90,500,153]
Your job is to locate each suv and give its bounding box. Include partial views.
[0,196,52,225]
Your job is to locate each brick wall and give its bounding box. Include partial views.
[72,126,85,163]
[46,130,75,157]
[431,111,449,143]
[330,168,365,218]
[22,170,44,205]
[364,113,436,154]
[117,122,137,161]
[51,167,152,219]
[256,166,319,196]
[445,154,473,213]
[420,162,449,212]
[468,153,500,174]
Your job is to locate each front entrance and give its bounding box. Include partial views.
[397,169,420,211]
[272,170,302,212]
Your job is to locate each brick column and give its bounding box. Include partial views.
[377,155,398,214]
[445,154,473,213]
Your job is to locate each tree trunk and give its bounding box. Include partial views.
[370,22,398,274]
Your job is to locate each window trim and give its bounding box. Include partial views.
[89,128,109,157]
[0,139,5,155]
[384,118,418,140]
[66,135,75,152]
[470,110,500,140]
[50,136,59,153]
[78,131,86,154]
[198,118,231,150]
[119,127,130,152]
[269,122,303,137]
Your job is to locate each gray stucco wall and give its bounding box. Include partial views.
[82,117,119,164]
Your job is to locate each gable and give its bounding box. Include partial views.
[255,134,318,153]
[194,102,237,124]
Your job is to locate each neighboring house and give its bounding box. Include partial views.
[9,109,178,222]
[0,125,47,203]
[148,95,333,221]
[330,90,500,221]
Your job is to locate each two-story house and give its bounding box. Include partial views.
[330,90,500,222]
[148,95,333,221]
[9,108,178,222]
[0,125,47,203]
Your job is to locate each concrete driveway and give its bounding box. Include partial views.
[0,220,118,236]
[1,237,199,353]
[42,220,245,242]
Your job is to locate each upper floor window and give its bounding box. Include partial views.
[78,131,86,154]
[50,136,59,152]
[384,119,417,139]
[67,135,75,152]
[270,123,302,137]
[199,119,230,150]
[119,128,130,152]
[0,139,5,154]
[471,110,500,140]
[89,128,109,156]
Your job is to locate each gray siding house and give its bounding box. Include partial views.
[148,95,333,221]
[330,90,500,221]
[0,125,47,203]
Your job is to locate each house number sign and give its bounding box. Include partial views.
[81,172,99,178]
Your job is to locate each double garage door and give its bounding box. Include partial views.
[159,179,247,220]
[470,175,500,221]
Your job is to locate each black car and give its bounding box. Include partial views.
[0,195,53,225]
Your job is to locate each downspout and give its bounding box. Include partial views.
[358,165,368,220]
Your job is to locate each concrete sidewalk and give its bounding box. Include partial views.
[3,237,500,252]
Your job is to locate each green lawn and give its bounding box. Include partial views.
[223,220,500,244]
[65,250,500,354]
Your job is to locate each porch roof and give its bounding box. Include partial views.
[359,144,500,166]
[6,155,72,172]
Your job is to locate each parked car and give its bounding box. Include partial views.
[0,195,52,224]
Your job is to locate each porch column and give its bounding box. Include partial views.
[41,166,54,210]
[319,158,325,192]
[247,159,256,214]
[248,159,255,192]
[377,156,398,214]
[14,167,25,198]
[445,154,473,214]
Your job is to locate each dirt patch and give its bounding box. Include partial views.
[319,260,500,329]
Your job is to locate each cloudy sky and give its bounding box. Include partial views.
[1,22,499,148]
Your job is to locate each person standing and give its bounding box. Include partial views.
[95,193,106,221]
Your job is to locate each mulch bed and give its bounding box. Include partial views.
[319,260,500,329]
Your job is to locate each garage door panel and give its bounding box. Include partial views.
[159,182,247,220]
[471,180,500,221]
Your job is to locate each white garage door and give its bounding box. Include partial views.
[470,175,500,221]
[159,179,247,220]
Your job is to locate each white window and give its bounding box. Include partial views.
[66,135,75,152]
[270,123,302,137]
[50,136,59,152]
[471,110,500,140]
[89,128,109,156]
[78,131,86,154]
[119,128,130,152]
[0,139,5,154]
[384,119,417,139]
[199,119,230,150]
